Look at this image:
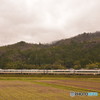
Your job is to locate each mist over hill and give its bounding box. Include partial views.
[0,32,100,69]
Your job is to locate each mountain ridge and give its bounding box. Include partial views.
[0,31,100,69]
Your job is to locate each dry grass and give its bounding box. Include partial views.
[0,78,100,100]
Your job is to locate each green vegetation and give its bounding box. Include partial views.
[0,32,100,69]
[0,74,100,78]
[32,81,100,93]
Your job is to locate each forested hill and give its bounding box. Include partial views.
[0,32,100,69]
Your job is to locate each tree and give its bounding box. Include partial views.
[86,62,99,69]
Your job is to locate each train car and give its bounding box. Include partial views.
[0,69,100,75]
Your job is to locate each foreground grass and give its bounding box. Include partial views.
[0,77,100,100]
[31,81,100,93]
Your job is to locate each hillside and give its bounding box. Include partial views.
[0,32,100,69]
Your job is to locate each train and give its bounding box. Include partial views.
[0,69,100,75]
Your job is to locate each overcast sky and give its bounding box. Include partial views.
[0,0,100,46]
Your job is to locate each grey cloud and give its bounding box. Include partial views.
[0,0,100,46]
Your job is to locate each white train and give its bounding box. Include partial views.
[0,69,100,75]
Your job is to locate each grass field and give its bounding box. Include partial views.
[0,76,100,100]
